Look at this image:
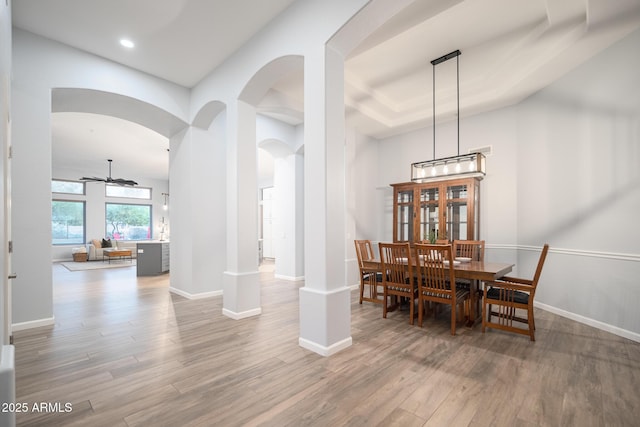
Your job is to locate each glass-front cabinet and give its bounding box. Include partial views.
[391,177,480,244]
[395,189,414,242]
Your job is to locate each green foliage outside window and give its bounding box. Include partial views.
[52,200,85,244]
[106,203,151,240]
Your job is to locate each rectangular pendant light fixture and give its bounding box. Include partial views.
[410,49,486,183]
[411,152,485,183]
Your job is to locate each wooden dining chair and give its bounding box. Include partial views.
[414,243,470,335]
[379,242,417,324]
[453,240,485,262]
[354,239,383,304]
[482,244,549,341]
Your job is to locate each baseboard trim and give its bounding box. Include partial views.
[223,270,260,277]
[12,317,55,332]
[169,287,222,300]
[274,274,305,282]
[299,336,353,357]
[222,307,262,320]
[535,301,640,343]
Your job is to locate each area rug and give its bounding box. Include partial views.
[60,259,136,272]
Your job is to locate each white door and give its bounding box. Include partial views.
[261,187,275,259]
[1,73,12,345]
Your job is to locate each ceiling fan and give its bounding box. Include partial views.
[80,159,138,186]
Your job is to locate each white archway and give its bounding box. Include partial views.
[52,88,188,137]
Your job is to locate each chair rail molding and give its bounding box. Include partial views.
[486,244,640,263]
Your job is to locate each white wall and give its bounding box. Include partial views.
[377,108,520,252]
[515,28,640,338]
[369,28,640,340]
[345,126,380,287]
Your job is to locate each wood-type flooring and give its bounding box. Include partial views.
[12,262,640,426]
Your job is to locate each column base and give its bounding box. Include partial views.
[222,270,261,320]
[299,285,352,356]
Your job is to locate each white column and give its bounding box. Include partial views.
[299,45,351,356]
[169,123,226,299]
[294,151,305,279]
[344,126,359,288]
[223,100,261,319]
[273,153,304,281]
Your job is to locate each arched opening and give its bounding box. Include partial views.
[240,56,305,283]
[50,88,187,269]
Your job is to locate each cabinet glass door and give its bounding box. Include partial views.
[446,184,468,241]
[420,187,439,242]
[396,190,414,242]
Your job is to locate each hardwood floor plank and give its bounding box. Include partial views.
[374,408,426,427]
[12,263,640,426]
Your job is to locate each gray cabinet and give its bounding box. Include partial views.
[136,242,170,276]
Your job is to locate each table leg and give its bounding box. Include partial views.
[466,279,479,327]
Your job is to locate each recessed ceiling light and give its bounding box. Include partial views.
[120,39,135,49]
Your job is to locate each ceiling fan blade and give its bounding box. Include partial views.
[79,160,138,186]
[111,178,139,186]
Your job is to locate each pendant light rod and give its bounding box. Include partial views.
[432,62,436,160]
[431,49,461,159]
[457,52,460,156]
[413,49,486,183]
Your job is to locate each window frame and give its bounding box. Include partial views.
[51,179,86,195]
[51,199,86,245]
[105,184,152,200]
[105,202,153,241]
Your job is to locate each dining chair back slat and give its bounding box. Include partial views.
[453,240,485,261]
[414,244,469,335]
[379,242,417,324]
[354,240,383,304]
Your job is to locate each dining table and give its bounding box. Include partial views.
[362,258,514,326]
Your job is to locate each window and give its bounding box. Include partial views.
[105,184,151,199]
[105,203,151,240]
[52,200,86,245]
[52,179,85,195]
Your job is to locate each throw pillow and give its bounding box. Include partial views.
[92,239,102,248]
[102,238,113,248]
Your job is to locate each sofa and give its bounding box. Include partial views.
[86,239,138,261]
